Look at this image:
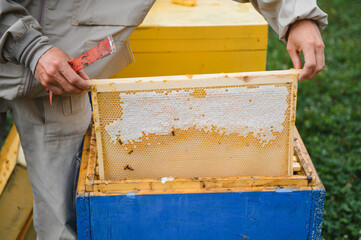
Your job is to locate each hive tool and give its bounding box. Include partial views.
[48,35,116,108]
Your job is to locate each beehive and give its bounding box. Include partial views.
[90,70,299,180]
[112,0,268,78]
[76,123,325,240]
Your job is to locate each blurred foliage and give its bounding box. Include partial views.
[267,0,361,239]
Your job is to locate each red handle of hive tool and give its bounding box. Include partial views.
[48,35,116,107]
[69,35,116,72]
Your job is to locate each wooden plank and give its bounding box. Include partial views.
[86,126,98,181]
[88,184,324,197]
[22,220,36,240]
[0,165,33,240]
[89,176,311,193]
[90,89,105,180]
[85,191,315,239]
[84,126,99,192]
[77,126,92,195]
[95,70,302,91]
[289,74,299,174]
[16,211,33,240]
[294,127,322,188]
[0,124,20,196]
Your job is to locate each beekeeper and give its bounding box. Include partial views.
[0,0,327,239]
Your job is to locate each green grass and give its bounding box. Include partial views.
[1,1,360,238]
[267,0,361,239]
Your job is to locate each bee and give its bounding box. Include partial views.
[124,165,134,171]
[171,130,175,136]
[128,150,134,155]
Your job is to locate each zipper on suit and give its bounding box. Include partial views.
[23,0,46,97]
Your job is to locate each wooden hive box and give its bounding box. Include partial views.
[76,71,326,239]
[112,0,268,78]
[76,125,325,239]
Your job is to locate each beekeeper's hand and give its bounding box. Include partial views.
[35,47,89,95]
[286,20,325,81]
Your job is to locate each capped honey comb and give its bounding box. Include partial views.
[90,70,299,180]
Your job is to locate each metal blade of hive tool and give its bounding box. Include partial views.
[48,35,116,109]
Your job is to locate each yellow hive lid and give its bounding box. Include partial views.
[141,0,267,27]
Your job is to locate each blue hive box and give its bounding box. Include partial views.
[76,126,325,240]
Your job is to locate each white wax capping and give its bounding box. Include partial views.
[161,177,174,184]
[105,85,289,146]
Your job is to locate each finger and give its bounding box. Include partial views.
[54,71,84,94]
[77,69,90,80]
[315,45,325,74]
[299,47,317,81]
[64,53,90,81]
[287,47,303,69]
[60,64,89,91]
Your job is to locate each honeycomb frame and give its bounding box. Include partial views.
[90,70,299,180]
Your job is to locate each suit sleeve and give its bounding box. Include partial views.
[235,0,328,42]
[0,0,53,73]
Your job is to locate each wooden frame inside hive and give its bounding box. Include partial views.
[77,125,320,195]
[90,70,299,180]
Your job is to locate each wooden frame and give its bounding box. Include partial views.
[90,69,301,180]
[90,70,300,92]
[77,123,323,197]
